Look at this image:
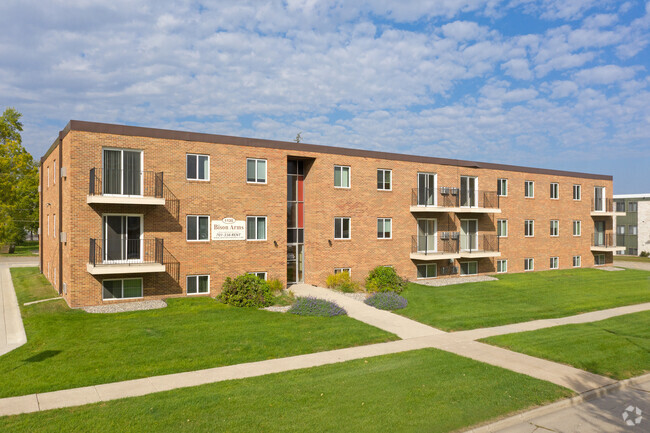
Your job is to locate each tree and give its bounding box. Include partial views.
[0,108,38,246]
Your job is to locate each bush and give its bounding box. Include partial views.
[268,278,284,293]
[641,251,649,257]
[326,272,360,293]
[288,297,347,317]
[364,292,408,310]
[365,266,407,294]
[219,274,273,308]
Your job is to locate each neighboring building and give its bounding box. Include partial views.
[40,121,625,307]
[613,194,650,256]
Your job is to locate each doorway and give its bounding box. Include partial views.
[103,215,143,263]
[460,219,478,251]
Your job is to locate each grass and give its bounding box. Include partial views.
[0,241,39,257]
[482,311,650,380]
[0,348,573,433]
[0,267,395,398]
[614,255,650,263]
[399,268,650,331]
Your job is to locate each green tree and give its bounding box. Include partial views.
[0,108,39,246]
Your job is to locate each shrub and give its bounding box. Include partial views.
[268,278,284,293]
[364,292,408,310]
[365,266,407,294]
[219,274,273,308]
[641,251,649,257]
[326,272,360,293]
[288,297,347,317]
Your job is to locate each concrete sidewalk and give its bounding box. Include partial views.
[0,258,37,357]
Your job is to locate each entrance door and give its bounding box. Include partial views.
[103,149,142,196]
[594,187,605,212]
[594,221,605,246]
[460,176,477,207]
[460,219,478,251]
[418,173,436,206]
[104,215,142,263]
[417,219,437,252]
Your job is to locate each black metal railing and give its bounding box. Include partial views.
[89,238,164,266]
[89,168,165,198]
[593,233,615,247]
[459,233,499,253]
[411,187,499,209]
[411,234,460,255]
[591,198,615,213]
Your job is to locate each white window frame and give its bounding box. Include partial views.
[497,259,507,273]
[524,258,534,271]
[334,165,351,189]
[47,166,50,188]
[246,158,267,184]
[573,184,581,201]
[460,261,478,276]
[334,217,351,240]
[616,225,625,235]
[417,218,437,253]
[497,219,508,238]
[186,154,210,181]
[248,272,267,280]
[525,181,534,198]
[594,254,605,266]
[47,214,50,237]
[550,220,559,237]
[102,147,144,197]
[377,218,392,239]
[594,186,606,212]
[628,202,638,212]
[53,214,56,239]
[377,169,392,191]
[186,215,210,242]
[550,256,559,269]
[417,263,438,279]
[246,216,267,241]
[573,256,581,267]
[550,183,558,199]
[102,278,143,301]
[334,268,351,275]
[525,220,534,237]
[497,178,507,197]
[53,159,56,185]
[573,220,581,237]
[629,225,638,235]
[186,275,210,295]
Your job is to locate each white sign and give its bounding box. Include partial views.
[212,218,246,240]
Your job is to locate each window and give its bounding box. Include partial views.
[248,272,267,280]
[550,257,559,269]
[186,154,210,181]
[629,248,638,255]
[573,221,581,236]
[47,166,50,188]
[525,181,534,198]
[334,268,351,275]
[497,179,507,196]
[246,158,267,183]
[594,187,605,211]
[334,217,351,239]
[524,258,534,271]
[629,225,638,235]
[53,215,56,239]
[187,215,210,241]
[617,225,625,235]
[594,254,605,266]
[460,261,478,275]
[573,256,581,267]
[246,216,267,240]
[187,275,209,295]
[550,220,559,237]
[550,183,558,199]
[573,184,581,201]
[377,218,392,239]
[377,169,392,190]
[102,278,142,300]
[334,165,350,188]
[497,219,508,237]
[525,220,534,237]
[497,259,507,273]
[53,160,56,184]
[616,201,626,212]
[47,215,50,237]
[628,202,638,212]
[417,264,437,279]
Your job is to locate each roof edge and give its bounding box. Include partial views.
[614,194,650,199]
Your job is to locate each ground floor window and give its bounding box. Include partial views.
[497,259,507,273]
[187,275,209,295]
[248,272,267,280]
[550,256,559,269]
[417,264,437,279]
[594,254,605,266]
[247,216,267,241]
[103,278,143,300]
[629,248,638,255]
[460,261,477,275]
[334,268,351,275]
[524,258,534,271]
[573,256,581,267]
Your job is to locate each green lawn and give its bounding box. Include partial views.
[399,268,650,331]
[614,255,650,263]
[483,311,650,380]
[0,268,395,398]
[0,241,39,257]
[0,348,573,432]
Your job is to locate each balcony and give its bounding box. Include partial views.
[87,238,166,275]
[459,233,500,258]
[410,234,461,261]
[87,168,166,205]
[591,198,625,217]
[410,187,501,214]
[591,233,625,253]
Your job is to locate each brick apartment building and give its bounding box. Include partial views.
[39,121,625,307]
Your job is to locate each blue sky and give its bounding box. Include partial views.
[1,0,649,193]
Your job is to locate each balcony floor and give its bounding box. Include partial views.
[590,246,626,253]
[87,195,165,205]
[87,263,166,275]
[590,211,626,217]
[410,252,461,261]
[459,251,501,258]
[410,205,501,214]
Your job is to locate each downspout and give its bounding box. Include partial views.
[58,131,63,295]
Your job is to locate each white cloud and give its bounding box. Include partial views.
[501,58,533,80]
[441,21,485,41]
[574,65,639,84]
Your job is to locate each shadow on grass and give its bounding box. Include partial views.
[23,350,61,363]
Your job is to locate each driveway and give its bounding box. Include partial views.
[613,260,650,271]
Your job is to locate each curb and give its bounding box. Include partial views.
[464,372,650,432]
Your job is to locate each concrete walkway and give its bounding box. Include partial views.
[0,257,37,357]
[612,260,650,271]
